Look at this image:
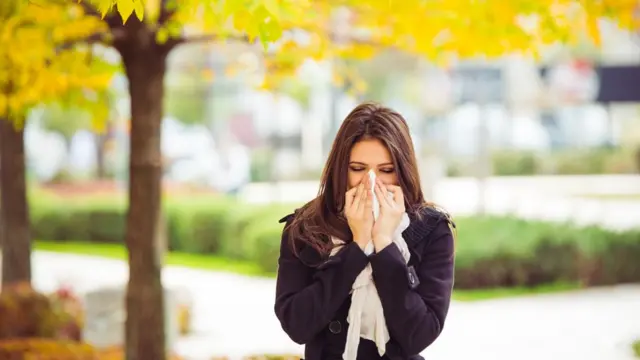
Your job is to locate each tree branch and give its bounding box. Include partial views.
[159,33,254,53]
[164,27,381,52]
[158,0,175,26]
[56,32,107,51]
[55,27,128,53]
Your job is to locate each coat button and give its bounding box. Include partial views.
[329,320,342,334]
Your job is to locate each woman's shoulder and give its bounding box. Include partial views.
[406,204,456,244]
[414,203,454,226]
[276,199,328,266]
[277,199,315,226]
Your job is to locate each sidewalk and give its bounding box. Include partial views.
[32,251,640,360]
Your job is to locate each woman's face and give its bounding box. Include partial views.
[347,138,398,189]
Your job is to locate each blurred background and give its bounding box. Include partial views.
[0,0,639,360]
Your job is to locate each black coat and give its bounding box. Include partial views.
[274,206,456,360]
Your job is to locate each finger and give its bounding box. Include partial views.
[345,186,358,210]
[375,179,393,205]
[385,185,404,207]
[355,185,367,213]
[374,182,391,209]
[351,184,364,212]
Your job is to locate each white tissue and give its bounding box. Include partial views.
[368,169,380,220]
[361,170,378,255]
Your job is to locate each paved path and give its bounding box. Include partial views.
[32,252,640,360]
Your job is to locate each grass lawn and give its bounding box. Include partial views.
[452,282,579,301]
[633,339,640,358]
[35,241,581,302]
[35,241,266,276]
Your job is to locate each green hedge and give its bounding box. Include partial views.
[29,192,640,289]
[447,147,638,176]
[453,217,640,288]
[30,192,295,275]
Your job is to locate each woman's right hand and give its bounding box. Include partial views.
[344,177,374,251]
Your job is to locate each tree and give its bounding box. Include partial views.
[49,1,639,359]
[63,2,321,360]
[0,0,116,287]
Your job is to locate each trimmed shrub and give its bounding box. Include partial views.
[243,217,288,273]
[165,196,237,253]
[448,147,637,176]
[30,191,640,289]
[30,194,126,244]
[453,216,640,289]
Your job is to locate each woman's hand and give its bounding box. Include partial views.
[372,178,405,251]
[344,176,374,251]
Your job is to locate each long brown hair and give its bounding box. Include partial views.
[286,102,429,258]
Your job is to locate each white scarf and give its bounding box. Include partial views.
[330,212,411,360]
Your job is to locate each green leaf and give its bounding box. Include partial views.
[254,4,282,50]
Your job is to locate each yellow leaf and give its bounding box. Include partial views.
[133,0,144,21]
[94,0,114,19]
[115,0,135,23]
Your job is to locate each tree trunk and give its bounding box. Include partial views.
[95,129,108,179]
[119,30,168,360]
[0,117,31,287]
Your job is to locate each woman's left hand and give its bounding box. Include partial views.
[372,178,405,251]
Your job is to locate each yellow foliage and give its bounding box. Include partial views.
[69,0,640,92]
[83,0,145,23]
[0,339,184,360]
[0,1,116,129]
[8,0,638,103]
[223,0,638,89]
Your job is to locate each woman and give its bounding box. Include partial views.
[274,102,455,360]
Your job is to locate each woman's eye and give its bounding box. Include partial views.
[380,168,395,174]
[349,167,365,172]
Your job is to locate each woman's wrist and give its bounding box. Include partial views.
[373,234,392,250]
[353,236,371,251]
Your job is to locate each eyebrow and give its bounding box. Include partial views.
[349,161,394,166]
